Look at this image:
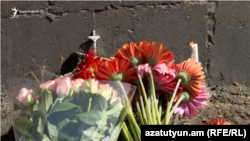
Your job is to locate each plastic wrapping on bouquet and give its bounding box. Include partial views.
[9,77,137,141]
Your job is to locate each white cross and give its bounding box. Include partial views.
[11,7,18,18]
[88,30,100,53]
[88,30,110,60]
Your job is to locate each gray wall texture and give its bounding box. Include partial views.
[1,1,250,136]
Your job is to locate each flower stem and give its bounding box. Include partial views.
[139,87,148,125]
[149,71,161,125]
[159,105,162,121]
[151,98,156,124]
[136,97,144,125]
[135,69,153,124]
[117,81,141,136]
[122,122,134,141]
[49,97,61,114]
[127,114,141,141]
[87,97,92,112]
[169,94,185,120]
[158,97,162,121]
[164,79,182,125]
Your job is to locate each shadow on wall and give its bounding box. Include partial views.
[56,32,94,76]
[1,127,15,141]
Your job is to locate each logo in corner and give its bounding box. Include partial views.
[11,7,18,17]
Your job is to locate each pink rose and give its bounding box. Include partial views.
[81,79,99,94]
[98,84,119,104]
[98,84,113,100]
[39,80,56,91]
[16,88,34,105]
[55,77,72,97]
[71,78,85,93]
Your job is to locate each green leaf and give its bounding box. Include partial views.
[77,110,102,125]
[57,122,81,141]
[34,89,52,139]
[96,111,108,131]
[96,120,107,131]
[106,101,122,116]
[41,134,51,141]
[109,123,122,141]
[91,95,108,111]
[50,102,82,114]
[116,106,128,125]
[29,111,44,140]
[109,106,128,141]
[14,117,33,138]
[37,117,45,137]
[58,118,70,130]
[82,126,96,137]
[82,126,105,141]
[49,97,61,114]
[38,89,53,117]
[97,95,108,111]
[33,100,39,111]
[109,122,114,134]
[18,102,32,111]
[47,121,58,141]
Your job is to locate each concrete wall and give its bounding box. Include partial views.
[1,1,250,136]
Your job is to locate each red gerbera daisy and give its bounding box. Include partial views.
[72,50,101,80]
[95,57,138,83]
[172,58,206,98]
[136,41,175,67]
[114,42,146,66]
[203,118,231,125]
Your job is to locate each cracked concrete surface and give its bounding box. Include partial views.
[1,1,250,137]
[205,1,218,86]
[209,1,250,87]
[1,1,186,21]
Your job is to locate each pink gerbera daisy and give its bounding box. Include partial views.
[173,86,209,119]
[153,63,176,77]
[153,71,181,94]
[153,67,183,104]
[137,63,151,78]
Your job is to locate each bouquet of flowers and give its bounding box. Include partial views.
[10,40,231,141]
[10,76,136,141]
[66,41,231,141]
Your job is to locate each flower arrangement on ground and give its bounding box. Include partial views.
[11,40,231,141]
[70,41,231,141]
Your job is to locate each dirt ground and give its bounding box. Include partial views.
[2,83,250,141]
